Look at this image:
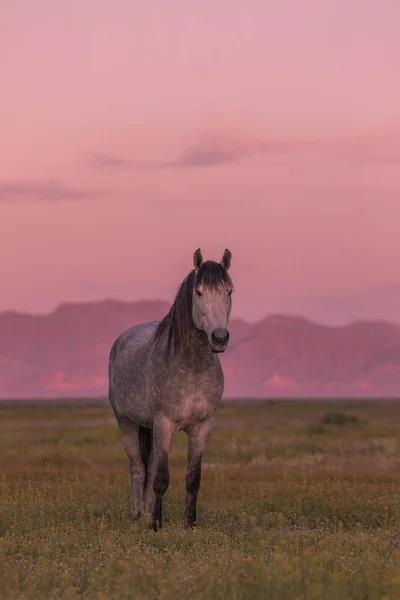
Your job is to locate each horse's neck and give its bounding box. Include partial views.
[171,325,213,369]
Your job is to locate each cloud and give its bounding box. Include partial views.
[91,146,239,170]
[91,130,400,171]
[91,137,310,171]
[0,180,99,202]
[168,145,240,168]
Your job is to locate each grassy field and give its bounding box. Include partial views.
[2,398,400,599]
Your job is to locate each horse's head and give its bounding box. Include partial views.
[191,248,233,353]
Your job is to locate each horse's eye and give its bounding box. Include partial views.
[228,290,232,296]
[196,291,202,297]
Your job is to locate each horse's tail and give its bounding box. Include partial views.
[108,337,121,424]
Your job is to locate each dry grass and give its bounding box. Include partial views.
[2,398,400,598]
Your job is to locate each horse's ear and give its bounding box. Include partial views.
[193,248,203,271]
[220,248,232,271]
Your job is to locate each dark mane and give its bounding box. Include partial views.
[154,261,233,355]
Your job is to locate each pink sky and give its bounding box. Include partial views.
[1,0,400,324]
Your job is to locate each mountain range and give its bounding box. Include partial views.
[1,299,400,398]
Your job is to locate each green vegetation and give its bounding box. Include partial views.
[2,398,400,599]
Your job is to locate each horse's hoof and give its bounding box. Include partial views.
[150,520,162,532]
[184,519,197,529]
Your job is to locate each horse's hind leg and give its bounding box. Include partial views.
[119,417,146,521]
[184,418,214,528]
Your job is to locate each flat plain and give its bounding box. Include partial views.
[2,398,400,599]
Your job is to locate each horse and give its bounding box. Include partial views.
[108,248,233,531]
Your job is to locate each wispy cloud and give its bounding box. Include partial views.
[0,180,99,202]
[91,130,400,171]
[91,146,239,170]
[169,145,240,168]
[91,137,310,171]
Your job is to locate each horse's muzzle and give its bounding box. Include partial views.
[210,328,230,353]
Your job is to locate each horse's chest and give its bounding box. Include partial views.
[153,361,223,426]
[176,392,215,426]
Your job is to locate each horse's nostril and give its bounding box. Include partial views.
[211,328,230,346]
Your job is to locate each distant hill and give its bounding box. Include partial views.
[1,300,400,398]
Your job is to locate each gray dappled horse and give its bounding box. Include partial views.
[108,249,233,531]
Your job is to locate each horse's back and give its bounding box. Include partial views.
[110,321,158,361]
[108,321,158,424]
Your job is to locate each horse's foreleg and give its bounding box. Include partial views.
[144,415,174,532]
[119,417,145,521]
[184,418,214,529]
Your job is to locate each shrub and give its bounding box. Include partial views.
[320,412,362,426]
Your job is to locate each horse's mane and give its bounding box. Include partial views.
[154,261,233,355]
